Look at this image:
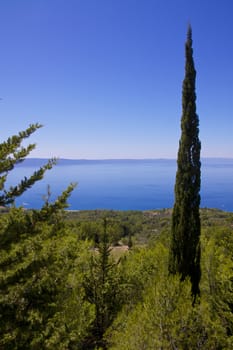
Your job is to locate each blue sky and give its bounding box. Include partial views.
[0,0,233,159]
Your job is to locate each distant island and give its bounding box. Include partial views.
[16,157,233,167]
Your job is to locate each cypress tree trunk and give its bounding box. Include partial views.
[169,26,201,299]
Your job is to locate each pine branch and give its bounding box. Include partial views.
[0,123,42,161]
[33,182,77,221]
[0,124,43,200]
[0,159,57,206]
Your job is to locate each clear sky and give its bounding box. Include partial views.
[0,0,233,159]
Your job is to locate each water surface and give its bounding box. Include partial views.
[6,158,233,211]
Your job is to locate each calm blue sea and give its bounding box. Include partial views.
[6,158,233,211]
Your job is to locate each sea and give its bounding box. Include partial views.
[5,158,233,212]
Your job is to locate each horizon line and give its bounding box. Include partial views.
[26,156,233,161]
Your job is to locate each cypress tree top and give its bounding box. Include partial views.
[176,25,201,202]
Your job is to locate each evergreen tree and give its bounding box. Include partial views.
[83,219,122,349]
[0,125,95,348]
[169,26,201,300]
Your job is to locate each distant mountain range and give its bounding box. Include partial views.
[15,157,233,167]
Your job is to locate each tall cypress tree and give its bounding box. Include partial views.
[169,26,201,299]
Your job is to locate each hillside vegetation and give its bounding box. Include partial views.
[1,207,233,349]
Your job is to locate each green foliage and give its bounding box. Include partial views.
[201,227,233,341]
[107,235,233,349]
[0,123,56,206]
[118,243,168,310]
[65,209,172,246]
[127,232,133,249]
[1,198,232,348]
[64,209,233,348]
[78,221,102,244]
[83,219,123,349]
[0,198,94,349]
[169,26,201,299]
[0,126,94,348]
[108,277,230,349]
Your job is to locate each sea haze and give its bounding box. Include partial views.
[6,158,233,211]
